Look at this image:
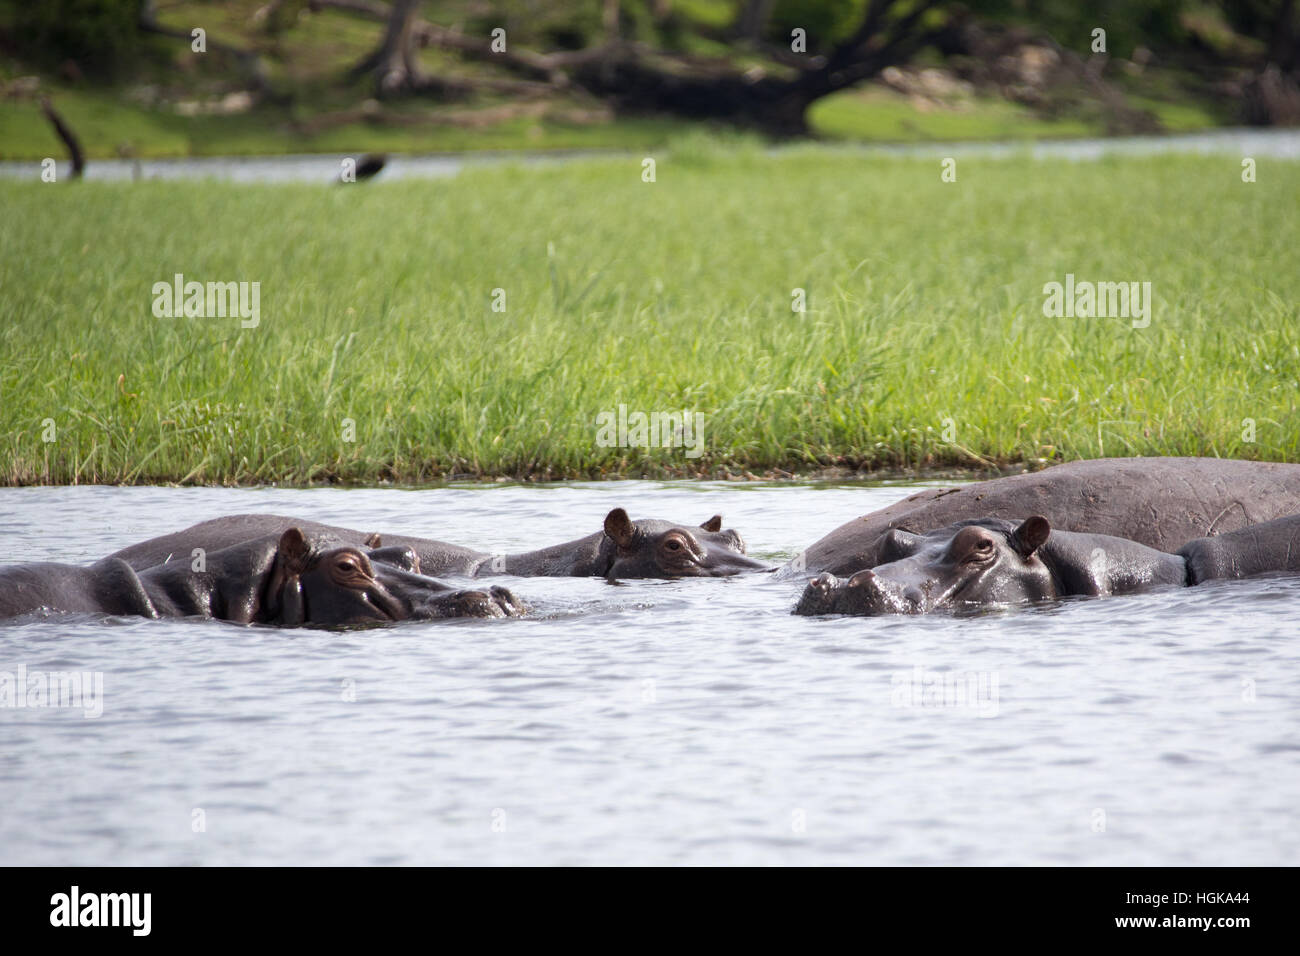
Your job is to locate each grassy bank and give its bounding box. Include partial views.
[1,148,1297,484]
[0,79,1222,162]
[0,83,701,160]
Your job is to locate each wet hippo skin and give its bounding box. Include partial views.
[792,457,1300,577]
[109,509,770,579]
[795,513,1300,616]
[795,517,1190,616]
[0,528,522,626]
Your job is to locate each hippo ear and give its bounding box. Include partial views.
[1010,516,1051,558]
[364,532,383,549]
[700,515,722,533]
[603,508,637,549]
[367,545,421,575]
[278,527,312,575]
[881,528,924,560]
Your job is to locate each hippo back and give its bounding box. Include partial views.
[109,514,485,575]
[798,457,1300,576]
[1178,513,1300,584]
[0,558,158,620]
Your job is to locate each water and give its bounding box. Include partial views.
[1,481,1297,866]
[4,128,1298,183]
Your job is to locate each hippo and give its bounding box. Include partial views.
[109,508,770,579]
[1177,511,1300,583]
[795,513,1300,616]
[791,457,1300,577]
[0,528,522,627]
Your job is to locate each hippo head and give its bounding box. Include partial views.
[268,529,521,627]
[795,517,1056,616]
[601,508,771,578]
[366,556,524,621]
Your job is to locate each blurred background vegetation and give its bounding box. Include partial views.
[1,0,1297,158]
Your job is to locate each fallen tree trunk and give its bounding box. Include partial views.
[309,0,958,137]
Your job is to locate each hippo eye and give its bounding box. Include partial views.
[332,553,373,581]
[660,535,695,561]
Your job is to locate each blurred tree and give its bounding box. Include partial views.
[1221,0,1297,70]
[257,0,311,38]
[5,0,143,79]
[350,0,424,94]
[603,0,621,40]
[970,0,1188,56]
[570,0,968,134]
[767,0,865,47]
[732,0,777,43]
[6,0,1295,136]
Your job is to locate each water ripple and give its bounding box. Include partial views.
[1,481,1298,865]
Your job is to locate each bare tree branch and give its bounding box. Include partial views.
[39,96,84,179]
[138,0,269,90]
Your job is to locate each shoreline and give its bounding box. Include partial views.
[4,127,1299,181]
[10,456,1300,491]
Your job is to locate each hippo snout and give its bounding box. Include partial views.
[486,585,526,617]
[794,568,922,616]
[700,551,774,576]
[845,568,926,614]
[794,572,842,615]
[416,586,525,619]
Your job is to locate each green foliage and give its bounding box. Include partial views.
[769,0,866,49]
[3,0,145,79]
[969,0,1189,54]
[1218,0,1286,39]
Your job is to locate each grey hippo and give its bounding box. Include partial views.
[795,513,1300,616]
[0,528,522,627]
[109,508,770,579]
[789,457,1300,577]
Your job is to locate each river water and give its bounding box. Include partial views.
[4,128,1298,183]
[1,481,1297,866]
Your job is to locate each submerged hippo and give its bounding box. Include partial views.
[110,508,770,579]
[792,457,1300,577]
[795,513,1300,616]
[0,528,522,627]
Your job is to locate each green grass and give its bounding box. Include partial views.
[811,83,1224,143]
[811,87,1097,142]
[1,148,1297,485]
